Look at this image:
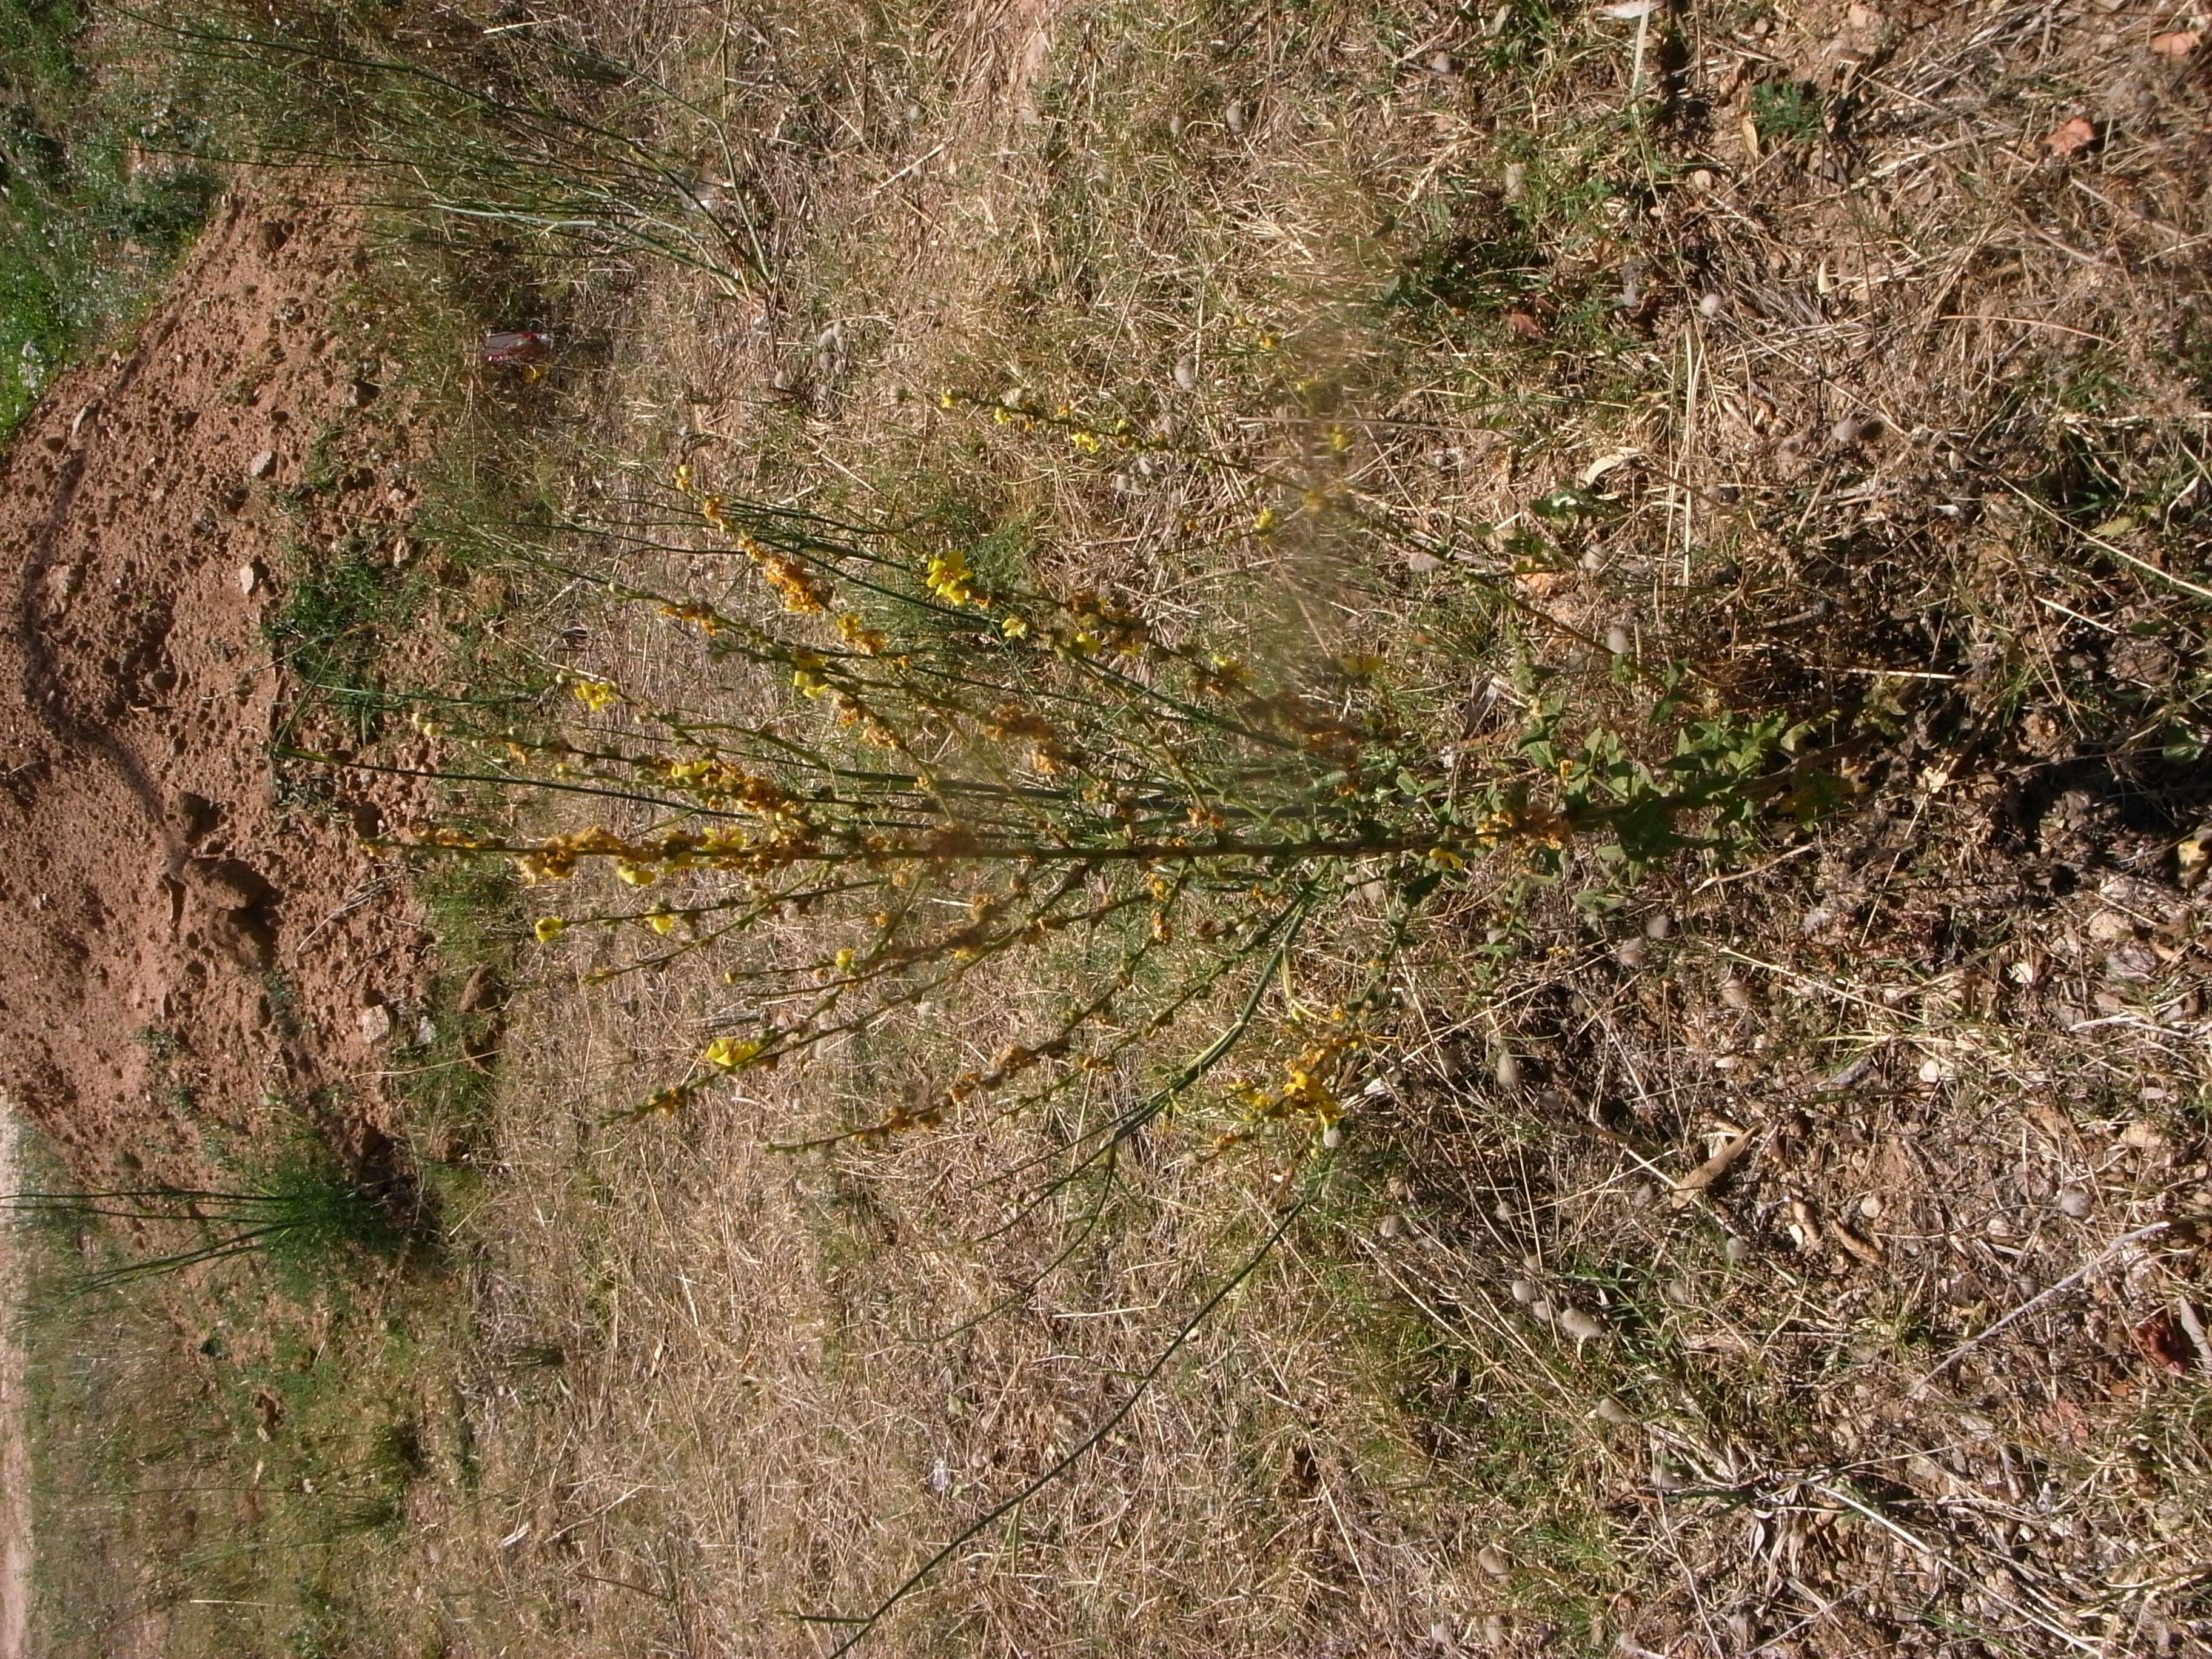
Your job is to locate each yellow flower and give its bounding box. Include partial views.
[614,861,657,886]
[571,679,619,712]
[702,1035,765,1070]
[646,908,677,934]
[534,915,566,942]
[835,612,886,653]
[1252,507,1278,534]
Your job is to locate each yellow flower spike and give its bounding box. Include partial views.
[533,916,567,942]
[834,948,855,970]
[1252,507,1279,534]
[702,1035,765,1071]
[646,908,677,934]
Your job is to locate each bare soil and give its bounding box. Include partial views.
[0,190,434,1191]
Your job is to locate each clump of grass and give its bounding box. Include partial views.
[0,0,220,432]
[144,1,765,297]
[4,1142,416,1292]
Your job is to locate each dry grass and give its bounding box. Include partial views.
[350,2,2212,1655]
[24,0,2212,1654]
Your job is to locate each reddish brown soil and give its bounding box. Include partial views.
[0,190,431,1188]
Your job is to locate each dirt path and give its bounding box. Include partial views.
[0,1108,32,1659]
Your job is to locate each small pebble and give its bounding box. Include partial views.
[1604,623,1632,655]
[2057,1186,2093,1219]
[236,563,260,595]
[1723,1235,1751,1265]
[1476,1543,1511,1579]
[1509,1278,1538,1305]
[1428,50,1455,74]
[1720,979,1752,1011]
[1495,1052,1522,1088]
[247,449,277,479]
[1501,162,1526,200]
[1377,1213,1403,1239]
[1644,913,1674,940]
[1689,168,1715,190]
[1224,99,1249,133]
[1173,355,1199,391]
[1614,936,1649,969]
[1557,1306,1606,1342]
[2121,1120,2170,1153]
[1698,291,1723,317]
[1320,1125,1342,1150]
[1595,1395,1636,1426]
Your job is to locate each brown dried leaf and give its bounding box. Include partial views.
[2150,30,2200,58]
[2044,116,2096,157]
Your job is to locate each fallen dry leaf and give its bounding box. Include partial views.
[2150,30,2200,57]
[1671,1128,1758,1207]
[2134,1310,2192,1375]
[1506,309,1546,341]
[2045,116,2096,157]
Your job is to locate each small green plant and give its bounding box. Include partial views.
[1749,78,1825,148]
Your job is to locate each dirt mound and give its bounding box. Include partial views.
[0,190,431,1185]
